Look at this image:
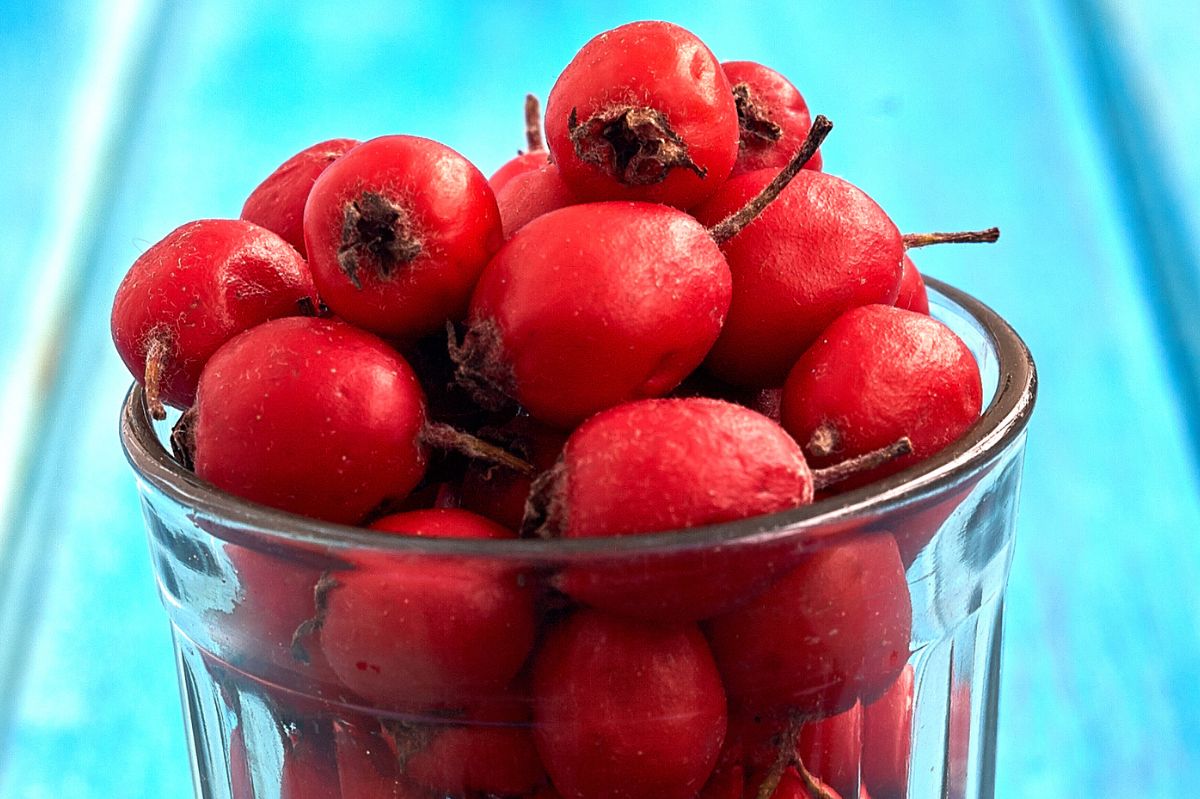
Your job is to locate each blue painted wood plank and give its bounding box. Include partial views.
[1,2,1199,797]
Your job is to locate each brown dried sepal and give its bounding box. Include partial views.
[448,319,519,415]
[170,406,197,470]
[520,459,568,540]
[732,83,783,148]
[337,191,423,289]
[567,105,706,186]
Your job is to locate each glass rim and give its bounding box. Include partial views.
[119,278,1037,559]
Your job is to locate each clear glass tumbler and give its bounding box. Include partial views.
[120,278,1036,799]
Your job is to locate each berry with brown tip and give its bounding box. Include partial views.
[545,21,739,209]
[723,61,823,176]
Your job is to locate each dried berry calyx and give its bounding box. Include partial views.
[338,191,423,289]
[732,82,784,147]
[567,105,706,185]
[447,319,519,414]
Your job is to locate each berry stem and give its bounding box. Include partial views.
[794,756,838,799]
[902,227,999,249]
[710,115,833,245]
[755,712,805,799]
[423,422,535,476]
[812,437,913,491]
[525,93,545,153]
[143,333,171,420]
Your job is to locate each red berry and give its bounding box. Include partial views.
[318,509,537,711]
[192,316,427,524]
[861,664,913,799]
[399,693,545,795]
[455,203,731,428]
[736,703,863,799]
[691,170,904,387]
[333,719,415,798]
[780,304,982,490]
[545,21,739,208]
[304,135,504,339]
[526,398,812,621]
[532,610,728,799]
[723,61,823,176]
[496,162,579,237]
[894,254,930,314]
[241,138,359,257]
[706,534,911,718]
[111,218,317,416]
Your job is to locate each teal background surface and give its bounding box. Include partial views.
[1,1,1199,796]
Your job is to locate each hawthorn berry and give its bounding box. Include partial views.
[454,202,732,428]
[525,397,812,621]
[496,162,579,237]
[489,94,552,191]
[862,665,914,799]
[111,218,317,418]
[736,702,863,799]
[241,137,359,257]
[304,135,504,339]
[894,254,930,315]
[691,169,904,387]
[318,509,536,711]
[780,304,983,491]
[395,691,545,796]
[191,316,428,524]
[545,21,739,208]
[532,609,728,799]
[706,534,911,718]
[723,61,823,176]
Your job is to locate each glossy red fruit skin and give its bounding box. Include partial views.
[895,255,930,314]
[691,170,904,387]
[706,535,911,719]
[532,610,728,799]
[463,202,731,428]
[540,398,813,621]
[334,719,415,798]
[780,304,983,491]
[862,664,914,799]
[401,694,545,796]
[111,219,317,410]
[319,509,537,712]
[490,150,551,192]
[193,317,427,525]
[304,135,504,339]
[722,61,823,176]
[766,768,844,799]
[545,21,739,209]
[241,138,358,257]
[496,162,579,237]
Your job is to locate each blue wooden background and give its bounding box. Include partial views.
[1,1,1198,796]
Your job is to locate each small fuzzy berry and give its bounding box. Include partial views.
[111,218,317,417]
[894,254,930,314]
[455,203,732,428]
[532,609,728,799]
[490,93,552,191]
[525,397,812,621]
[545,21,739,208]
[192,316,427,524]
[496,162,579,237]
[395,693,545,796]
[304,135,504,339]
[318,509,537,711]
[706,534,911,718]
[692,170,904,387]
[780,304,983,491]
[862,665,914,799]
[241,138,359,257]
[723,61,823,176]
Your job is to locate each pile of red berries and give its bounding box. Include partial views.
[113,20,997,799]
